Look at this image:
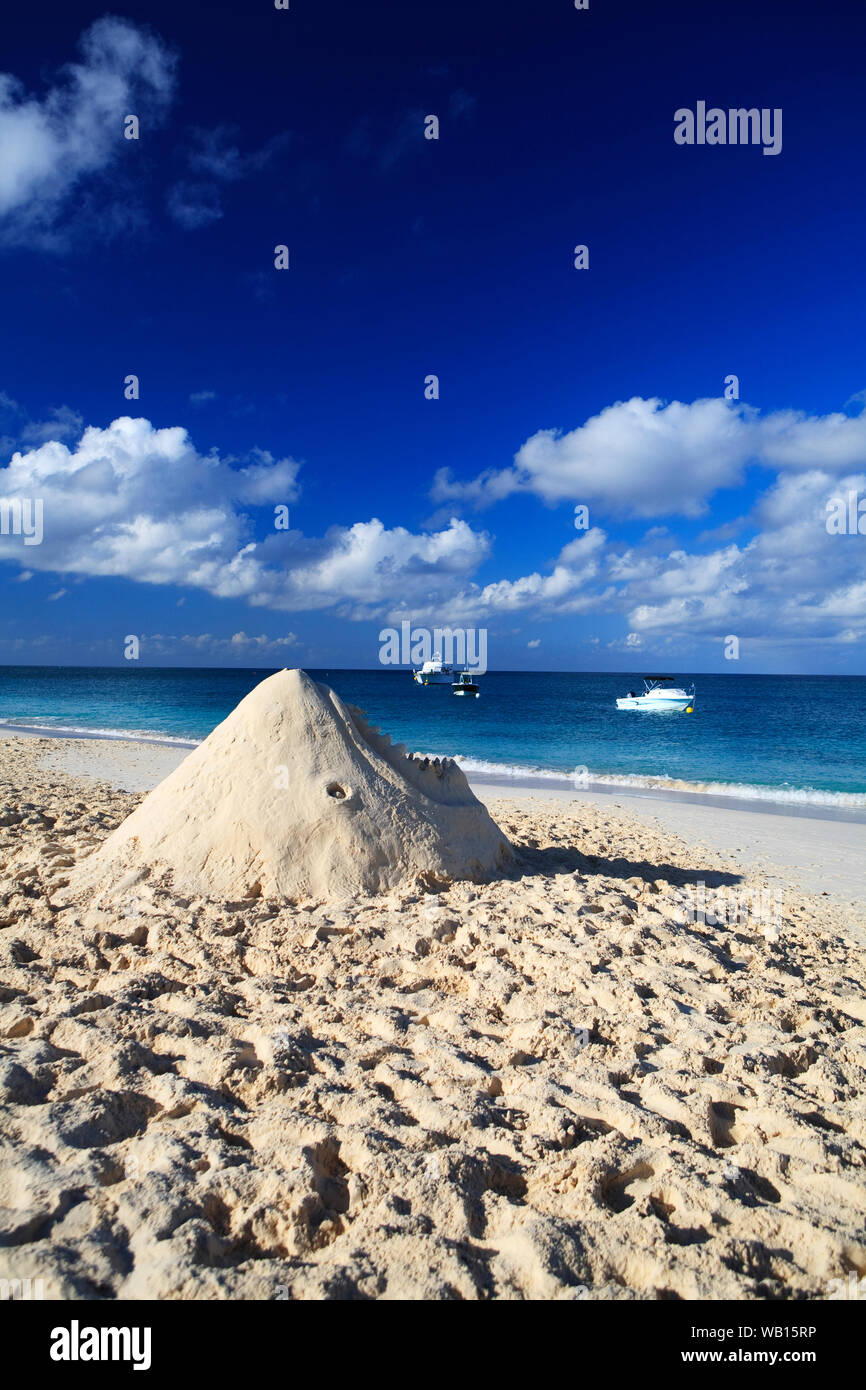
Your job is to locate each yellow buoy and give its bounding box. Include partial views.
[685,706,693,713]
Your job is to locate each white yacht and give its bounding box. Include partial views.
[412,654,454,685]
[616,676,695,712]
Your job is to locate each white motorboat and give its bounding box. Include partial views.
[412,654,454,685]
[616,676,695,712]
[452,671,480,697]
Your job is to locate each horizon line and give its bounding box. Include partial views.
[0,663,863,679]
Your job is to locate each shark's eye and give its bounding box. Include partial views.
[326,782,347,800]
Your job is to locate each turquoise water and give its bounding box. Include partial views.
[0,666,865,809]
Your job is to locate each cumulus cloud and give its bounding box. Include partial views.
[757,408,866,471]
[4,404,863,653]
[0,415,489,617]
[268,515,491,617]
[470,528,606,615]
[433,396,866,520]
[402,527,608,625]
[621,470,866,646]
[416,463,866,651]
[0,17,176,247]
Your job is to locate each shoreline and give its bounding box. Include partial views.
[2,723,864,824]
[465,767,866,825]
[3,728,863,910]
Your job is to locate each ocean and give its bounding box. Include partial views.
[0,666,864,812]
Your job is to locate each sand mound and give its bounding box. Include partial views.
[68,669,511,902]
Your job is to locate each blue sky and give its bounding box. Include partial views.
[1,0,865,672]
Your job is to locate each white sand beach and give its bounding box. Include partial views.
[1,678,864,1300]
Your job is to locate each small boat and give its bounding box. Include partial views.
[452,672,480,697]
[616,675,695,712]
[413,654,454,686]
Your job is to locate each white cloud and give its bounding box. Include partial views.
[229,631,296,648]
[235,450,300,505]
[434,396,866,520]
[527,638,541,648]
[0,415,489,618]
[0,18,176,248]
[271,515,491,616]
[621,470,866,645]
[757,408,866,471]
[403,527,607,624]
[143,631,297,659]
[415,464,866,652]
[5,403,864,656]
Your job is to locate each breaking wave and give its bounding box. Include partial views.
[449,755,866,810]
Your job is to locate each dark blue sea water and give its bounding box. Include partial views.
[1,666,864,809]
